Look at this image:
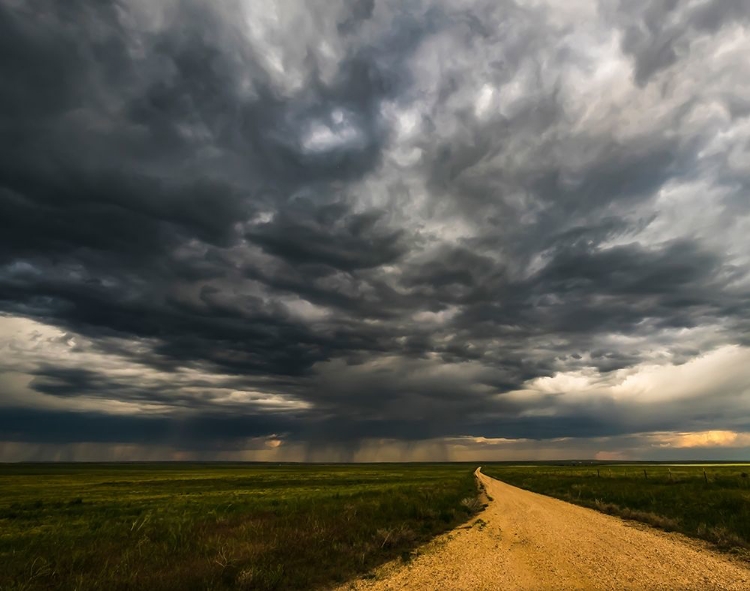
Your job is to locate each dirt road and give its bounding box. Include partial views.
[336,468,750,590]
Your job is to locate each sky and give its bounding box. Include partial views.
[1,0,750,462]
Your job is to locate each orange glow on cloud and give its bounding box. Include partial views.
[655,430,750,448]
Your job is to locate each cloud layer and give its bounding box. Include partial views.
[1,0,750,460]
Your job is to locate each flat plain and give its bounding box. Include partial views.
[4,462,749,591]
[0,463,479,591]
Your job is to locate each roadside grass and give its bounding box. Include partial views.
[482,463,750,556]
[0,463,480,590]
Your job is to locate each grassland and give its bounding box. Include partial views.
[482,463,750,555]
[0,463,480,591]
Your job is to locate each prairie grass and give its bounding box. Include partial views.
[0,463,480,590]
[482,463,750,556]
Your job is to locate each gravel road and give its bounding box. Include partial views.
[336,468,750,590]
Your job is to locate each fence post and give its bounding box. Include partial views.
[704,469,708,484]
[643,469,648,479]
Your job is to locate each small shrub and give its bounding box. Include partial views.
[460,496,483,513]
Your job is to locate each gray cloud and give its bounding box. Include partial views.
[1,0,750,460]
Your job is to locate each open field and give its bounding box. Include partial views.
[0,463,480,591]
[482,463,750,555]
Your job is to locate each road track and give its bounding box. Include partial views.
[336,468,750,590]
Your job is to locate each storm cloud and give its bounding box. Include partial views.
[2,0,750,461]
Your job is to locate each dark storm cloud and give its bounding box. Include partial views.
[1,0,750,458]
[0,406,297,448]
[246,204,408,272]
[605,0,750,85]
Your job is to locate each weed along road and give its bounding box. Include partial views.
[338,468,750,591]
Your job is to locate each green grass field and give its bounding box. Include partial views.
[0,463,480,591]
[482,463,750,555]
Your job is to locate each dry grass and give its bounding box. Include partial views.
[0,463,482,590]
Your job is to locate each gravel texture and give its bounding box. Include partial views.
[335,468,750,590]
